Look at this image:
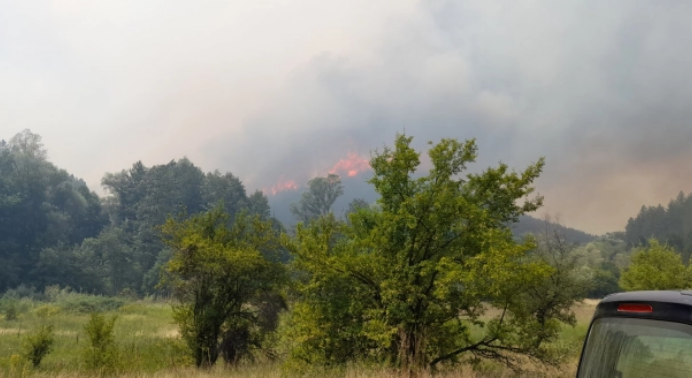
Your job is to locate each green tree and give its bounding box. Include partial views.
[619,239,691,291]
[101,159,272,295]
[588,262,621,298]
[520,218,593,344]
[346,198,369,216]
[290,174,343,224]
[284,134,564,374]
[0,130,107,291]
[160,207,286,368]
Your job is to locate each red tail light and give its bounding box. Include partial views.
[617,303,653,313]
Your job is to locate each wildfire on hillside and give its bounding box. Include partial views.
[328,152,370,177]
[265,152,371,195]
[267,178,298,195]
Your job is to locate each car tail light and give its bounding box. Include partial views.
[617,303,653,313]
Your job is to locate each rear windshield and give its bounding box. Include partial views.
[578,317,692,378]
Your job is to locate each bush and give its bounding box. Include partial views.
[43,286,128,313]
[33,304,61,319]
[22,325,55,368]
[3,300,18,321]
[4,285,41,300]
[83,313,119,372]
[69,296,126,313]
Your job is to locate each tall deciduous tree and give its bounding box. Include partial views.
[285,134,566,375]
[160,207,286,367]
[520,217,593,343]
[290,174,344,224]
[0,130,107,291]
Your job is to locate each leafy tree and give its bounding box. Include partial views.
[101,159,276,295]
[201,171,248,216]
[0,130,107,291]
[290,174,344,224]
[588,261,621,298]
[246,190,271,219]
[619,239,692,291]
[520,218,592,342]
[346,198,369,215]
[35,243,106,294]
[160,207,286,367]
[0,130,278,294]
[284,134,567,374]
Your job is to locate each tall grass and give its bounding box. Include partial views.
[0,289,594,377]
[0,289,188,376]
[10,363,578,378]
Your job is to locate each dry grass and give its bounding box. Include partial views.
[13,364,578,378]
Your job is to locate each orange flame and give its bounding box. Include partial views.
[265,152,371,196]
[266,178,298,195]
[329,152,370,177]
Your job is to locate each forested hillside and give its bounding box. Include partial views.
[625,192,692,262]
[511,215,597,244]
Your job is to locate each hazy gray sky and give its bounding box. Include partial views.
[3,0,692,234]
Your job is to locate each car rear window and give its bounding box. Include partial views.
[578,317,692,378]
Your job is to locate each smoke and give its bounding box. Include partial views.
[3,0,692,233]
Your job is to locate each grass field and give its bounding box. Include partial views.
[0,292,597,378]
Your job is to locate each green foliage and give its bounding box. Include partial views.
[2,299,19,321]
[290,174,344,224]
[160,207,287,368]
[83,313,119,372]
[67,297,127,314]
[0,130,108,292]
[21,324,55,368]
[32,304,61,319]
[619,239,692,291]
[40,286,128,313]
[519,222,593,348]
[1,126,279,296]
[587,262,621,298]
[625,192,692,263]
[284,134,564,374]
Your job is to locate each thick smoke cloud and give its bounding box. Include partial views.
[2,0,692,233]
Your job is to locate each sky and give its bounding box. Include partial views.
[2,0,692,234]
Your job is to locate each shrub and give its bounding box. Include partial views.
[33,304,61,319]
[4,285,41,300]
[83,313,119,372]
[3,300,18,321]
[22,325,55,368]
[43,286,127,313]
[70,296,126,313]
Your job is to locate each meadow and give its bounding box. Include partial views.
[0,288,597,378]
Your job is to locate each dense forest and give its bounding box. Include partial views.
[3,129,692,374]
[0,130,277,294]
[625,192,692,263]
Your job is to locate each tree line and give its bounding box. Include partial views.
[0,130,277,295]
